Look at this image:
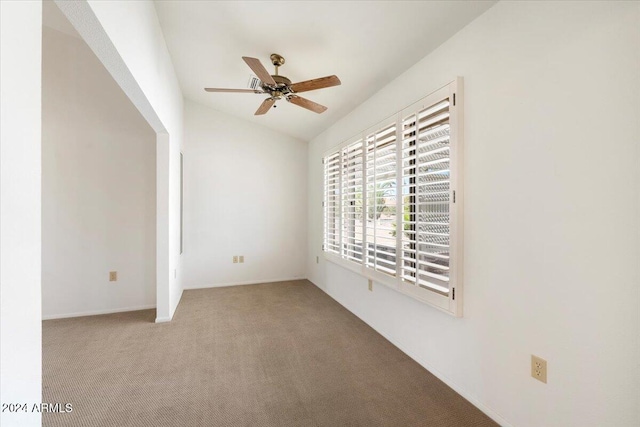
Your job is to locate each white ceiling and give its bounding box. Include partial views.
[156,1,495,141]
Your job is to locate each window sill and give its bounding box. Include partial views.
[322,251,460,317]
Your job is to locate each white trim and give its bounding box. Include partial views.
[43,305,156,320]
[449,77,464,316]
[155,316,171,323]
[183,277,307,290]
[309,278,513,427]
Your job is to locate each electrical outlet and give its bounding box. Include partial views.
[233,256,238,264]
[174,269,177,278]
[531,355,547,383]
[239,256,244,263]
[368,279,373,291]
[316,256,319,264]
[109,271,117,282]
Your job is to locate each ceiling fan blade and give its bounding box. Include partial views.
[255,98,275,115]
[204,88,263,93]
[242,57,277,86]
[290,75,341,93]
[288,96,328,114]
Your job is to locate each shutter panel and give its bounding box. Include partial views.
[401,98,451,294]
[322,79,463,315]
[323,151,340,254]
[340,139,364,262]
[365,123,397,276]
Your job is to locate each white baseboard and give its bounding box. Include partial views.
[43,304,156,320]
[308,278,512,427]
[183,277,307,290]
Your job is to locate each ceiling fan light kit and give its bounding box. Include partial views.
[204,53,341,115]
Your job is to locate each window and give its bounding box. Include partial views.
[365,123,397,276]
[341,139,364,262]
[400,98,451,294]
[323,151,340,255]
[322,79,463,316]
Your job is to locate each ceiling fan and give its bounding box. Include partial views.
[204,53,341,116]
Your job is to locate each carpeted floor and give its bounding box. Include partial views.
[43,280,497,427]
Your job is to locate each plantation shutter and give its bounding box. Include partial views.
[401,98,451,294]
[365,123,397,276]
[323,152,340,254]
[341,139,364,262]
[322,79,462,316]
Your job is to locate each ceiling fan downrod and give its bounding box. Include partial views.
[270,53,285,77]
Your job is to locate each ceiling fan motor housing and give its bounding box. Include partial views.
[264,75,293,99]
[271,75,291,86]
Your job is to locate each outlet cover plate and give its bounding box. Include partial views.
[531,355,547,383]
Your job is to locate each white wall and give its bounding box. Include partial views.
[0,1,42,426]
[84,0,184,321]
[55,0,184,321]
[41,27,156,319]
[183,100,307,289]
[307,2,640,427]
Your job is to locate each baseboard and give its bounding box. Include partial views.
[375,326,512,427]
[308,278,512,427]
[183,277,307,290]
[43,304,156,320]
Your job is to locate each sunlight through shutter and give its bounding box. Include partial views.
[365,123,397,276]
[401,99,451,294]
[323,152,340,254]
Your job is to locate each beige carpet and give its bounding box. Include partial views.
[43,280,497,427]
